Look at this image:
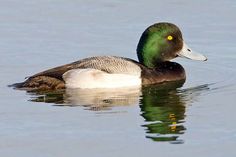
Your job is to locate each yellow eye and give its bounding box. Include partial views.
[167,35,173,41]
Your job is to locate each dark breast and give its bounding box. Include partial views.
[140,61,186,85]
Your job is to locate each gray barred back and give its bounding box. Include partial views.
[31,56,142,80]
[72,56,141,76]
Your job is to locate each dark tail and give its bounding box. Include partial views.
[8,82,25,89]
[9,76,65,91]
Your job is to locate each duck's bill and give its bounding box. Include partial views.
[177,42,207,61]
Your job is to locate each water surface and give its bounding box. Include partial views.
[0,0,236,156]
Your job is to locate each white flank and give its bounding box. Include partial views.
[62,68,142,89]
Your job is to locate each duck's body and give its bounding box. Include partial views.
[13,56,185,90]
[12,22,206,90]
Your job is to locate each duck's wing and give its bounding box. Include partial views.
[31,56,142,80]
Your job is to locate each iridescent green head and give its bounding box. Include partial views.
[137,22,207,68]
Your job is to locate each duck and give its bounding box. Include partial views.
[12,22,207,90]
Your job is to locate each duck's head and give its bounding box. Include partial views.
[137,22,207,68]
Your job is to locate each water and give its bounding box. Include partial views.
[0,0,236,156]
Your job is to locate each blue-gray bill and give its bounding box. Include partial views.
[177,42,207,61]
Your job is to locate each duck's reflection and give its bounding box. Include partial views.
[141,83,210,143]
[30,87,141,110]
[29,82,210,143]
[141,83,186,143]
[64,87,141,110]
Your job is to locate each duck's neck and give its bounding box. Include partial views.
[137,32,165,68]
[141,61,186,85]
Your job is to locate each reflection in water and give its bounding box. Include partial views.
[140,83,210,143]
[30,87,141,110]
[140,82,185,143]
[141,85,186,143]
[64,87,141,110]
[28,82,210,144]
